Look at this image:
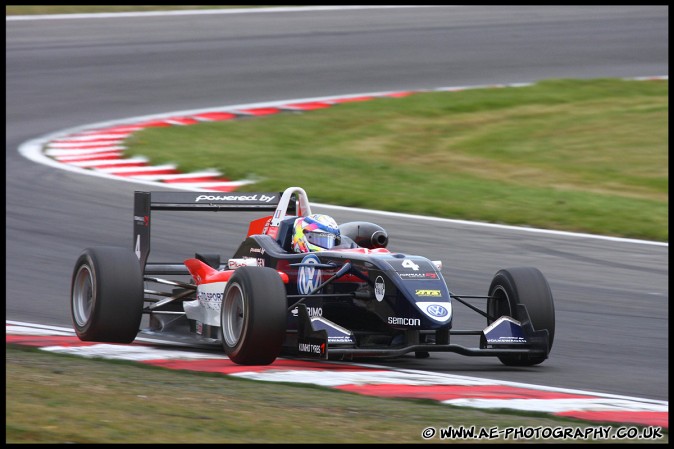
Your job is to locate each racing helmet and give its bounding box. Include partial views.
[291,214,341,253]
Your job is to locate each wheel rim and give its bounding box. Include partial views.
[489,285,512,323]
[72,265,94,327]
[222,283,245,347]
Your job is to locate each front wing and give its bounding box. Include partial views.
[292,304,550,360]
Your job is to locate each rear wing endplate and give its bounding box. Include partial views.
[133,190,292,271]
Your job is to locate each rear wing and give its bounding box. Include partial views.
[133,190,293,273]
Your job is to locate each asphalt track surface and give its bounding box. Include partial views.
[6,6,668,402]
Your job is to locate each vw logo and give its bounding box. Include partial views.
[427,304,448,317]
[298,254,322,295]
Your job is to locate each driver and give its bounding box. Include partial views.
[291,214,341,253]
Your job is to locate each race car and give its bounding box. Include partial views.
[71,186,555,366]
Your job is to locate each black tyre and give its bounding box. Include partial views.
[71,247,144,343]
[487,267,555,366]
[220,266,287,365]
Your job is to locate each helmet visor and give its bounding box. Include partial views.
[305,231,337,249]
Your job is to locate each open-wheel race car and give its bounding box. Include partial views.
[71,186,555,366]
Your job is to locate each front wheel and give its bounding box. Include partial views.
[487,267,555,366]
[220,266,287,365]
[71,246,144,343]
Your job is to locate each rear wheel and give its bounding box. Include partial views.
[220,266,287,365]
[487,267,555,366]
[71,246,144,343]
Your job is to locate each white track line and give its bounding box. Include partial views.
[6,6,451,21]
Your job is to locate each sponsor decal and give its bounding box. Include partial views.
[195,194,276,203]
[249,247,265,255]
[388,317,421,326]
[197,290,224,310]
[228,257,263,268]
[374,276,385,302]
[291,306,323,317]
[398,272,438,280]
[416,289,442,297]
[327,336,354,343]
[196,282,226,310]
[298,254,322,295]
[487,336,527,343]
[298,342,325,355]
[196,321,203,335]
[133,215,149,226]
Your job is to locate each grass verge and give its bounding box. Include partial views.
[124,78,668,242]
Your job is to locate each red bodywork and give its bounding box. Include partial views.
[184,257,289,286]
